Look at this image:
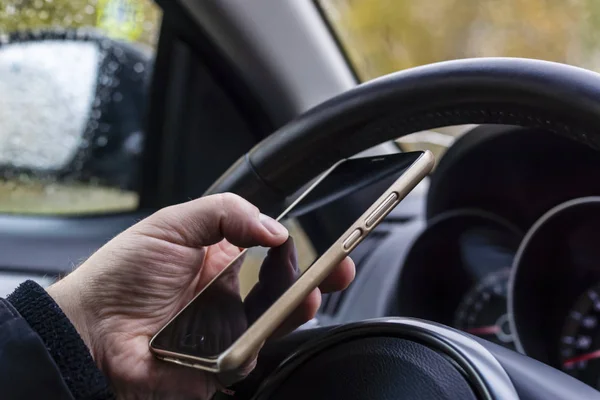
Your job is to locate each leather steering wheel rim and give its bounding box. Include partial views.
[253,318,518,400]
[205,58,600,399]
[205,57,600,212]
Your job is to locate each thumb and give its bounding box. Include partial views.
[133,193,289,248]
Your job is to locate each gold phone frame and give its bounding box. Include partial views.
[149,150,434,373]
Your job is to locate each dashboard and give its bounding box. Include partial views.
[327,124,600,392]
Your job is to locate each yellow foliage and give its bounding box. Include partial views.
[321,0,600,80]
[0,0,161,48]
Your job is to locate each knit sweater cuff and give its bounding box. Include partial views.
[8,280,114,400]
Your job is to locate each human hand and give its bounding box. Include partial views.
[47,193,355,399]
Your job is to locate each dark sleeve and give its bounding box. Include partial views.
[3,280,114,400]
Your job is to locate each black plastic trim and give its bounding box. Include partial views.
[0,213,146,274]
[141,1,274,208]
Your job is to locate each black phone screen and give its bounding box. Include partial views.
[151,151,424,359]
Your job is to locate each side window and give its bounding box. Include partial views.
[0,0,161,215]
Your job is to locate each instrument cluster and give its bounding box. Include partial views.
[396,200,600,390]
[392,124,600,391]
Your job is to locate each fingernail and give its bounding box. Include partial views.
[259,213,288,237]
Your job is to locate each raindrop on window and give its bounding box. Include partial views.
[24,8,35,17]
[76,28,88,39]
[5,5,16,15]
[19,173,30,184]
[124,131,144,155]
[108,61,119,72]
[4,180,16,190]
[113,92,123,102]
[9,136,23,147]
[33,0,43,9]
[9,62,21,73]
[91,109,102,120]
[74,13,83,23]
[96,136,108,147]
[44,185,57,195]
[85,5,95,15]
[133,62,145,73]
[39,10,49,20]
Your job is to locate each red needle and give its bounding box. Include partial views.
[465,325,501,335]
[563,349,600,367]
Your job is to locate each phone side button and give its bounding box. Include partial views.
[343,228,363,250]
[365,192,399,227]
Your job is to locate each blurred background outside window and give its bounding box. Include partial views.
[319,0,600,163]
[4,0,600,212]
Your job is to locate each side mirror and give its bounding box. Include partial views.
[0,29,152,194]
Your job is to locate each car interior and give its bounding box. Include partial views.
[4,1,600,399]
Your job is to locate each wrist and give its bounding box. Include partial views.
[7,280,114,400]
[47,276,95,360]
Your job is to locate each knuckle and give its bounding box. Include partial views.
[218,192,258,215]
[216,192,239,207]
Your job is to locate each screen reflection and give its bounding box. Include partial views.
[154,237,299,358]
[152,152,424,359]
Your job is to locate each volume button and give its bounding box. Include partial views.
[365,193,399,227]
[343,228,363,250]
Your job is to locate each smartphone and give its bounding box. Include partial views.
[149,150,434,373]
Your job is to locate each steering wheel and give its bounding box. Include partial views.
[206,58,600,400]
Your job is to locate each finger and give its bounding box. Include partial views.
[246,257,353,338]
[270,258,354,337]
[137,193,288,248]
[318,257,355,293]
[271,288,322,338]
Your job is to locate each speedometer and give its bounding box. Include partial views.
[560,283,600,389]
[454,268,515,349]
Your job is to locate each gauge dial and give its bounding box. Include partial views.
[454,268,515,349]
[559,283,600,389]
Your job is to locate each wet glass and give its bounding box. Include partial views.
[0,0,162,214]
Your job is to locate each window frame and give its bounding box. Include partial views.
[0,1,274,277]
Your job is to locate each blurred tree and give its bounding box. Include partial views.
[319,0,600,157]
[0,0,161,48]
[321,0,600,80]
[581,0,600,64]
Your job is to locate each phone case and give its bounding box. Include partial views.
[149,150,434,372]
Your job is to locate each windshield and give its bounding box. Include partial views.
[319,0,600,159]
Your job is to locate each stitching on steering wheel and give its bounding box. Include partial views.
[347,105,598,153]
[269,104,598,196]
